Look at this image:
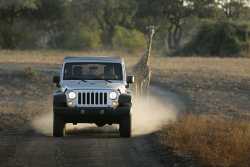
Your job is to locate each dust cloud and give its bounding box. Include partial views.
[31,112,53,136]
[31,87,183,137]
[132,95,178,135]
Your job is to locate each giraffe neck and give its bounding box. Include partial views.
[135,26,155,71]
[144,31,154,66]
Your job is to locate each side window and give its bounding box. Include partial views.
[114,64,123,80]
[63,63,72,79]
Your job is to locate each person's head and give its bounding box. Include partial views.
[89,66,98,75]
[73,66,82,77]
[104,65,114,78]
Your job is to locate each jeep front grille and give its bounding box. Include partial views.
[77,91,109,107]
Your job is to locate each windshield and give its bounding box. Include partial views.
[63,62,123,81]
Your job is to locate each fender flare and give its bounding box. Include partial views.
[53,92,67,107]
[118,94,132,107]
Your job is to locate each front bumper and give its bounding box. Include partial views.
[53,106,131,123]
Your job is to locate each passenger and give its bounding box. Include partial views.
[104,65,117,79]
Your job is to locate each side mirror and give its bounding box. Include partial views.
[53,75,60,87]
[127,75,135,84]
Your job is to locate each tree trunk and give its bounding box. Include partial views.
[0,24,16,49]
[173,25,182,49]
[167,25,175,50]
[167,24,182,51]
[102,25,115,48]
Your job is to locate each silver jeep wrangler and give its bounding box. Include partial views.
[53,57,134,137]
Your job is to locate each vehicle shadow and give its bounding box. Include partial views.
[65,125,121,139]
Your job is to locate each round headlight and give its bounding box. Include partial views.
[109,92,117,100]
[68,91,76,99]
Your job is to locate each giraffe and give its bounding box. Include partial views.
[132,25,156,96]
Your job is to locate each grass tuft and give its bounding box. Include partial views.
[160,114,250,167]
[23,67,40,79]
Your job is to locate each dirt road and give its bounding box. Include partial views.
[0,128,164,167]
[0,64,187,167]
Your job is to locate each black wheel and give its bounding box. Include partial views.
[53,113,65,137]
[119,114,131,138]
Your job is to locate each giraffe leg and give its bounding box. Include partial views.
[138,82,141,96]
[144,71,151,97]
[135,81,141,97]
[147,71,152,88]
[147,71,151,85]
[135,82,138,96]
[147,72,152,96]
[140,81,143,96]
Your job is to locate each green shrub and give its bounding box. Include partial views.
[57,27,102,50]
[112,26,146,52]
[181,21,250,57]
[0,21,38,49]
[79,27,102,49]
[23,67,40,79]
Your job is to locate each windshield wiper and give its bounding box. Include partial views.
[80,79,87,83]
[104,79,112,83]
[69,77,87,82]
[94,77,113,83]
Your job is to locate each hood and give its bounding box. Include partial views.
[61,80,126,92]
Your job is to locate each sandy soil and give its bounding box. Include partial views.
[0,64,189,167]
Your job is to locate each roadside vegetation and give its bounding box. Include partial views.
[152,57,250,167]
[160,115,250,167]
[180,21,250,57]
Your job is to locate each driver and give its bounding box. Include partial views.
[73,66,82,78]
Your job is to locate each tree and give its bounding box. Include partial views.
[188,0,219,18]
[0,0,39,48]
[218,0,250,19]
[134,0,161,31]
[71,0,137,47]
[28,0,68,48]
[158,0,192,50]
[136,0,197,50]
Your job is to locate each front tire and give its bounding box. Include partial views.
[119,114,131,138]
[53,113,65,137]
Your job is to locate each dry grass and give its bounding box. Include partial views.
[0,50,137,66]
[152,57,250,118]
[1,50,250,77]
[151,57,250,78]
[1,50,250,166]
[0,68,53,130]
[151,56,250,167]
[151,57,250,167]
[160,114,250,167]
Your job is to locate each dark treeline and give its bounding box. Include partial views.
[0,0,250,56]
